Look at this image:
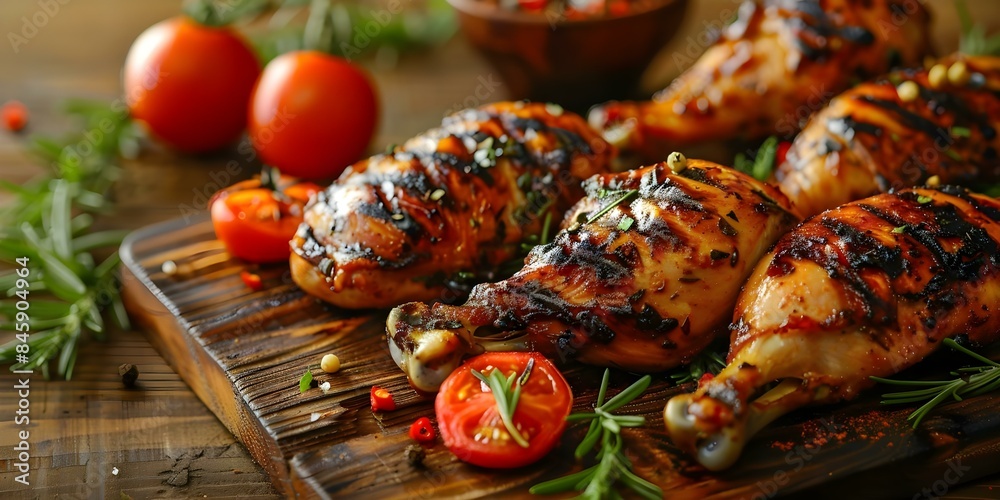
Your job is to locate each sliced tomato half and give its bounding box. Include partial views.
[435,352,573,469]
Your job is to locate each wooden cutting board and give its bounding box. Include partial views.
[120,214,1000,499]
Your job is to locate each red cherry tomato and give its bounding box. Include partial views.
[776,141,792,166]
[409,417,437,443]
[371,386,397,412]
[248,50,379,180]
[2,100,28,132]
[435,352,573,469]
[210,176,321,263]
[124,17,260,153]
[240,270,263,291]
[517,0,547,10]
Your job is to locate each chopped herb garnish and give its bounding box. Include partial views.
[618,216,635,231]
[917,195,933,204]
[430,188,446,201]
[471,358,535,448]
[540,212,554,245]
[299,369,313,393]
[586,190,639,225]
[892,225,907,234]
[945,149,963,162]
[669,350,726,385]
[951,126,972,138]
[733,136,779,181]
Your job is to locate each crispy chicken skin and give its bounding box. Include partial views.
[589,0,930,163]
[387,160,799,392]
[776,55,1000,218]
[665,186,1000,471]
[290,102,614,309]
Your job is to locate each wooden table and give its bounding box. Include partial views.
[1,0,999,498]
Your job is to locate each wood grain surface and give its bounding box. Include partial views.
[121,215,1000,499]
[1,0,1000,498]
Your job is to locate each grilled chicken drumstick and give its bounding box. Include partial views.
[665,186,1000,471]
[291,102,614,309]
[387,160,799,392]
[776,55,1000,218]
[589,0,930,163]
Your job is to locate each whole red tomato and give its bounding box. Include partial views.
[124,17,260,153]
[248,50,379,180]
[210,175,321,263]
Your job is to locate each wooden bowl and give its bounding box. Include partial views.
[447,0,689,111]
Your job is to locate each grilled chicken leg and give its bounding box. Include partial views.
[665,186,1000,471]
[589,0,930,164]
[776,54,1000,218]
[291,102,614,309]
[387,160,799,392]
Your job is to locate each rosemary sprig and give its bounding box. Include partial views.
[472,358,534,448]
[531,370,662,499]
[870,338,1000,428]
[0,100,135,379]
[734,135,779,182]
[669,349,726,385]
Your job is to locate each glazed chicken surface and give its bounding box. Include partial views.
[776,54,1000,218]
[290,102,614,309]
[665,186,1000,471]
[589,0,930,164]
[387,160,799,392]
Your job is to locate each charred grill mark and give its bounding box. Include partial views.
[771,189,1000,329]
[787,0,874,61]
[718,217,739,237]
[636,304,680,334]
[542,237,630,283]
[857,95,943,138]
[863,194,1000,283]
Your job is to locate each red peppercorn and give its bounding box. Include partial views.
[408,417,436,443]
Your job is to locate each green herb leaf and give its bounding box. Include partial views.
[917,195,933,204]
[586,190,638,226]
[617,216,635,231]
[299,369,313,393]
[734,136,780,182]
[892,225,907,234]
[951,126,972,138]
[669,349,726,385]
